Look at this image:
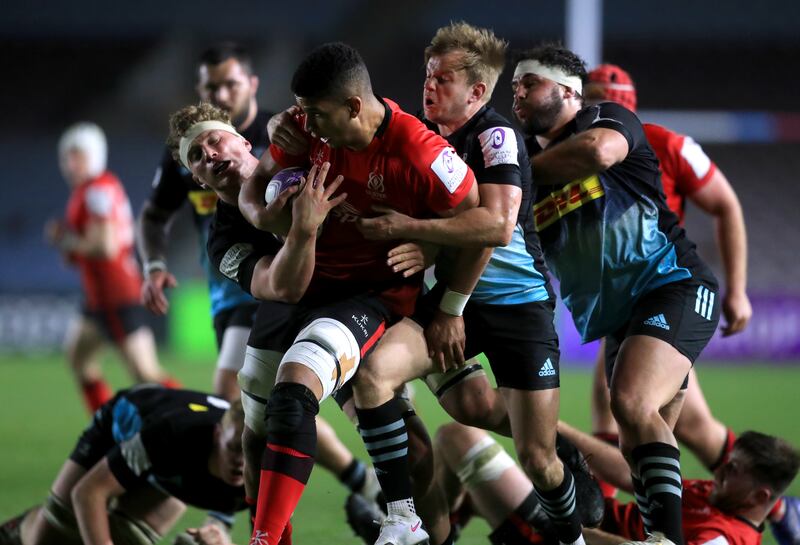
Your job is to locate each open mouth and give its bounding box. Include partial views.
[213,160,231,176]
[424,97,435,107]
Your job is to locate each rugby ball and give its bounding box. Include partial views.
[265,167,307,204]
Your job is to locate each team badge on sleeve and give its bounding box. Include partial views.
[220,243,254,281]
[430,147,469,194]
[478,127,519,168]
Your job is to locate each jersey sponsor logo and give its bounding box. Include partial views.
[431,147,469,194]
[533,176,605,231]
[220,243,255,281]
[351,313,370,338]
[366,171,386,200]
[478,126,520,168]
[591,106,625,127]
[187,190,218,216]
[694,286,715,320]
[643,314,671,330]
[538,358,556,377]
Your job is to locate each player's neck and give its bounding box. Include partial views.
[347,95,385,150]
[437,101,484,137]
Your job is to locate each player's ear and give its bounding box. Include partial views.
[243,138,253,152]
[345,96,362,118]
[470,82,487,104]
[249,75,260,96]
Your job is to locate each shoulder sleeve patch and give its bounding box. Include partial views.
[119,433,152,477]
[680,136,712,179]
[220,243,255,281]
[430,147,469,194]
[85,187,114,216]
[477,126,519,168]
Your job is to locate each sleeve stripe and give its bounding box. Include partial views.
[699,536,729,545]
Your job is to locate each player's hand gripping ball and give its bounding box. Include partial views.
[265,166,307,204]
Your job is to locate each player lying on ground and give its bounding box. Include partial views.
[45,122,178,414]
[0,386,247,545]
[557,421,799,545]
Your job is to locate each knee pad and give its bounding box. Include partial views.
[424,362,486,398]
[455,435,515,487]
[41,494,82,544]
[107,509,161,545]
[282,318,360,401]
[265,383,319,457]
[239,347,282,434]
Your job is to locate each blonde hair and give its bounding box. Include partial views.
[166,102,231,163]
[425,21,508,101]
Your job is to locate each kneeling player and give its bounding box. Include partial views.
[0,386,246,545]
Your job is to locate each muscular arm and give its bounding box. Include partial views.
[71,458,127,545]
[532,128,629,185]
[372,183,521,247]
[136,200,174,265]
[248,229,316,303]
[688,168,751,335]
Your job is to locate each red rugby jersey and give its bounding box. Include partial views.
[270,97,475,316]
[644,123,717,224]
[65,171,143,309]
[603,479,762,545]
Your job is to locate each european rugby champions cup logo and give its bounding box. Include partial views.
[490,127,506,149]
[442,149,455,173]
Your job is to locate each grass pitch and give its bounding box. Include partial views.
[0,353,797,544]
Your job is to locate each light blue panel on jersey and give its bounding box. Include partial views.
[196,221,255,317]
[436,224,549,305]
[549,198,691,342]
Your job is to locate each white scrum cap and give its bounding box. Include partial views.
[58,122,108,178]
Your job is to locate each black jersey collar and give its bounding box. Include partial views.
[375,96,392,139]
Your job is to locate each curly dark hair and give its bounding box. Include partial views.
[514,42,588,83]
[291,42,372,101]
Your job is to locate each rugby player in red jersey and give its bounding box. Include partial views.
[239,42,486,545]
[45,123,177,413]
[178,42,484,545]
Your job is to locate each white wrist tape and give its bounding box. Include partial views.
[144,260,167,275]
[439,288,470,317]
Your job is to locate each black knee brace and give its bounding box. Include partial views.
[265,383,319,457]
